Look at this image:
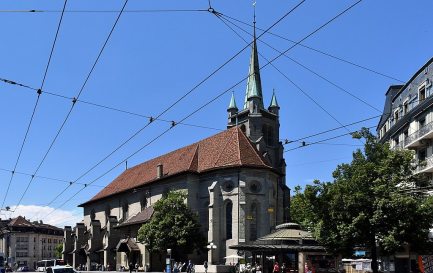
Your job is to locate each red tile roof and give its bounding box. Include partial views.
[81,127,273,206]
[4,216,63,231]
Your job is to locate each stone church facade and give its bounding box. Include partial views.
[62,34,290,271]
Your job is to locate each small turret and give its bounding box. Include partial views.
[227,92,238,125]
[268,90,280,116]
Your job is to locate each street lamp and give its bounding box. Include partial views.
[207,242,217,265]
[166,249,172,273]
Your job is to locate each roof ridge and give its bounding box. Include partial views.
[213,127,239,167]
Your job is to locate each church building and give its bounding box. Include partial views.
[62,33,290,271]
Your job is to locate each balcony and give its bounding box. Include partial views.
[404,121,433,148]
[415,155,433,174]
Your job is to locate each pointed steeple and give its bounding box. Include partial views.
[269,89,279,108]
[269,89,280,116]
[228,91,238,110]
[243,17,264,110]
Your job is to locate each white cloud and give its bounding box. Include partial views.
[0,205,83,228]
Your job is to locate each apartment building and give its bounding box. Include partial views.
[377,57,433,175]
[0,216,64,269]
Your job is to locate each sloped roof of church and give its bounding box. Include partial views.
[81,127,274,206]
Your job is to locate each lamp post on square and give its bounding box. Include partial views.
[207,242,217,265]
[166,249,172,273]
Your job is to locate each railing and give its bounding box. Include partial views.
[392,141,405,150]
[416,155,433,173]
[404,120,433,146]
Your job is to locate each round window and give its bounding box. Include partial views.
[223,181,234,192]
[249,181,261,193]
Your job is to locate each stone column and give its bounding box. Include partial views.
[298,252,306,273]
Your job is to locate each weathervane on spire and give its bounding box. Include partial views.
[253,1,257,26]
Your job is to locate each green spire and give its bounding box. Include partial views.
[228,91,238,110]
[269,89,279,108]
[243,25,264,110]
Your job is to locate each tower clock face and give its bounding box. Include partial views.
[249,181,261,193]
[223,181,234,192]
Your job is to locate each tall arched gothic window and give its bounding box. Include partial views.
[226,201,233,240]
[122,202,129,221]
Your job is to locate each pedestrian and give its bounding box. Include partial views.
[186,260,193,273]
[281,263,286,273]
[129,262,134,273]
[174,262,179,273]
[272,262,280,273]
[204,261,208,273]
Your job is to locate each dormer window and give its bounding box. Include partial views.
[394,109,399,123]
[403,99,409,115]
[419,85,426,102]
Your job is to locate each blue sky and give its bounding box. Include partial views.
[0,0,432,227]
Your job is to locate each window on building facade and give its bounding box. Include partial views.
[394,137,399,146]
[226,201,233,240]
[419,118,426,129]
[122,202,129,220]
[419,149,427,162]
[140,196,147,211]
[419,86,426,102]
[404,101,409,115]
[394,110,399,123]
[105,205,111,220]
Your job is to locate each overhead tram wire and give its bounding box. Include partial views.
[217,12,404,83]
[0,0,69,211]
[0,167,122,192]
[42,0,365,219]
[216,15,382,113]
[0,112,378,192]
[13,0,130,213]
[0,77,223,132]
[284,125,376,152]
[214,12,364,145]
[0,76,384,144]
[0,9,208,13]
[41,0,366,221]
[40,0,308,211]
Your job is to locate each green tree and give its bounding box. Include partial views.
[291,128,433,273]
[55,243,63,259]
[137,191,206,262]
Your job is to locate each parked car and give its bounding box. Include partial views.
[46,266,78,273]
[16,266,29,272]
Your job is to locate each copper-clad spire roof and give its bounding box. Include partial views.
[269,89,279,108]
[243,19,264,110]
[228,91,238,110]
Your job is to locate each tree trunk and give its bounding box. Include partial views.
[370,235,379,273]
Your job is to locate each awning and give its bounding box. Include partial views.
[116,237,140,252]
[229,244,326,252]
[115,207,154,228]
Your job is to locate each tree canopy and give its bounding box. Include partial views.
[137,191,206,260]
[291,128,433,273]
[55,243,63,259]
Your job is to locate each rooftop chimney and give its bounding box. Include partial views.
[157,164,163,179]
